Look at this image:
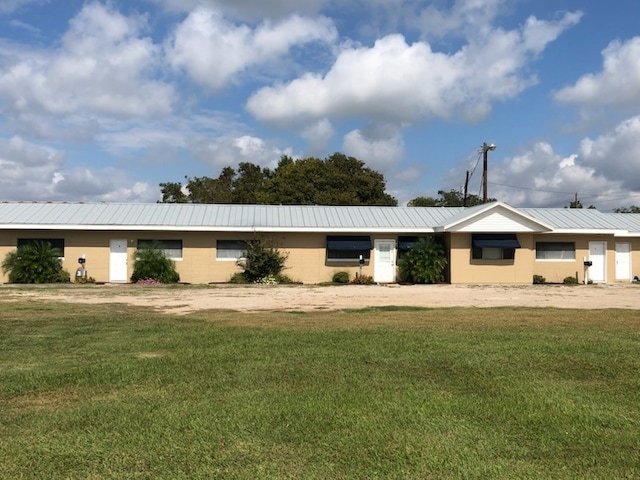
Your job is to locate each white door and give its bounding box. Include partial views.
[588,241,606,283]
[374,239,396,283]
[615,243,631,281]
[109,239,128,283]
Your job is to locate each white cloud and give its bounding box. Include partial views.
[409,0,506,40]
[247,11,580,127]
[300,119,334,155]
[149,0,329,21]
[0,0,45,14]
[461,142,624,208]
[554,37,640,110]
[166,7,337,89]
[190,134,293,169]
[342,123,404,171]
[579,115,640,190]
[0,136,157,202]
[0,1,174,139]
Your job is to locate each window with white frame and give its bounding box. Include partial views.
[326,235,372,263]
[536,242,575,260]
[137,239,183,260]
[216,240,248,260]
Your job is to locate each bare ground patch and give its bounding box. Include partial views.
[2,283,640,314]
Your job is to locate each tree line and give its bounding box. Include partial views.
[159,152,640,211]
[160,153,397,206]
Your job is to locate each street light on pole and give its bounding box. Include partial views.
[482,142,496,203]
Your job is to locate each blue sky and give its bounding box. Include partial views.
[0,0,639,209]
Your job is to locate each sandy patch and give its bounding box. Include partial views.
[2,283,639,314]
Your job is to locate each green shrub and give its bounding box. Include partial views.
[275,274,296,284]
[533,274,546,284]
[351,274,374,285]
[229,272,248,283]
[562,275,579,285]
[2,241,70,283]
[237,238,288,283]
[397,237,447,284]
[131,245,180,284]
[332,271,350,284]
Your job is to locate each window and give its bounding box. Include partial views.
[398,236,419,258]
[137,239,183,260]
[536,242,575,260]
[471,234,519,260]
[326,235,372,263]
[216,240,248,260]
[18,238,65,258]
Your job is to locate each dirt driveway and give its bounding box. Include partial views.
[2,283,639,314]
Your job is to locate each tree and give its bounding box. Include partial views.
[160,153,396,206]
[237,238,288,283]
[2,241,70,283]
[614,206,640,213]
[397,237,447,284]
[407,196,437,207]
[261,153,397,205]
[407,189,493,207]
[131,245,180,284]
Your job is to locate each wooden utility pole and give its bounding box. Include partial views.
[481,142,496,203]
[463,170,470,207]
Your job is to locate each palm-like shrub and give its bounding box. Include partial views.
[131,245,180,284]
[238,238,288,283]
[2,241,70,283]
[397,237,447,284]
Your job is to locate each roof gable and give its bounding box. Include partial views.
[440,202,552,233]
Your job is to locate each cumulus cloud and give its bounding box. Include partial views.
[440,141,625,208]
[342,123,404,171]
[0,1,174,138]
[166,7,337,89]
[150,0,330,21]
[578,115,640,190]
[554,36,640,110]
[246,11,581,127]
[190,134,294,169]
[0,136,157,202]
[409,0,506,40]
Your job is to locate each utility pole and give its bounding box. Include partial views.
[463,170,469,207]
[481,142,496,203]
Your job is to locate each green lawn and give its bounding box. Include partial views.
[1,300,639,479]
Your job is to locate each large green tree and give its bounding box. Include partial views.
[160,153,396,206]
[613,206,640,213]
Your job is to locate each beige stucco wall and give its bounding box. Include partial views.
[1,229,638,285]
[448,232,535,284]
[0,230,378,284]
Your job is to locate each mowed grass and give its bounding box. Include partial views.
[1,300,639,479]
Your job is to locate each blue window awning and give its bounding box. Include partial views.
[472,234,521,249]
[327,236,372,250]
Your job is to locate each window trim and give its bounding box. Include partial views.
[216,240,248,261]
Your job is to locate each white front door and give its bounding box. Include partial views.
[588,241,606,283]
[615,242,631,281]
[109,239,128,283]
[374,239,396,283]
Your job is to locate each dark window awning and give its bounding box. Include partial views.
[327,235,372,250]
[472,234,521,249]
